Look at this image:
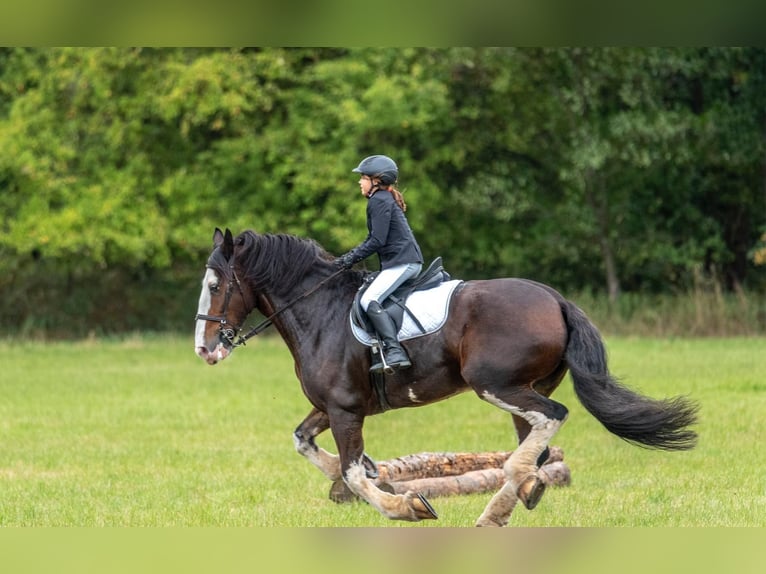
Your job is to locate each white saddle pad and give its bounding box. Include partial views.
[350,280,463,346]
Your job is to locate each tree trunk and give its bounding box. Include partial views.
[585,169,621,302]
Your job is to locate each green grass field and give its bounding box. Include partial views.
[1,334,764,527]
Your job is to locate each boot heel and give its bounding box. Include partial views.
[366,301,413,372]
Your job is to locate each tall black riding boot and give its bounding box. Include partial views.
[366,301,411,373]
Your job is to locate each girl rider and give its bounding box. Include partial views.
[334,155,424,372]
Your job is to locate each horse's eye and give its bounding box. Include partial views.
[210,284,220,294]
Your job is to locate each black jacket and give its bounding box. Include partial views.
[348,188,423,270]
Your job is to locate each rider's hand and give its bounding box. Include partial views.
[334,253,355,269]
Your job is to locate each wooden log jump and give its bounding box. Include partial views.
[329,446,571,503]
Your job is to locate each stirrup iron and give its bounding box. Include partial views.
[371,340,394,375]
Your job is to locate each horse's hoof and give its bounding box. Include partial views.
[475,516,506,527]
[411,492,439,520]
[517,475,546,510]
[329,479,358,504]
[362,453,379,479]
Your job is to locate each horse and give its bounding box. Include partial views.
[194,228,699,526]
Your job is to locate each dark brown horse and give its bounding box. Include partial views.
[195,228,698,526]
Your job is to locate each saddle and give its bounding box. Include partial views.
[352,257,451,337]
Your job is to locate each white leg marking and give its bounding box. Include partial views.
[345,462,424,521]
[481,390,564,466]
[476,487,519,527]
[345,463,400,518]
[481,391,553,428]
[293,434,341,481]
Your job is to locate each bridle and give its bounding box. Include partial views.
[195,260,346,348]
[194,262,249,347]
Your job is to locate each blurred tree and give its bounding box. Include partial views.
[0,47,763,335]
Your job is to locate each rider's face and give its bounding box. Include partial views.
[359,175,373,197]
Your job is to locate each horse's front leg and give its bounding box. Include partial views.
[293,407,379,483]
[293,408,342,480]
[330,408,438,522]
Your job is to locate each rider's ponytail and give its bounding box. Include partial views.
[388,186,407,212]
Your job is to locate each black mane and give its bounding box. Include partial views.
[233,231,335,295]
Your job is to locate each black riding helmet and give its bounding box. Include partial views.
[352,155,398,186]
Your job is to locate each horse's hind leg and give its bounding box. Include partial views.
[513,363,569,468]
[476,389,568,527]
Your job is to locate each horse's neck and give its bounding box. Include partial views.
[256,277,355,359]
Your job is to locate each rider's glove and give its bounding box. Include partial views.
[333,252,356,270]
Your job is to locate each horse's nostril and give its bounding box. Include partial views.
[196,345,224,365]
[196,346,210,359]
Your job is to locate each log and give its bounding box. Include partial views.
[538,460,571,487]
[329,446,570,502]
[375,445,565,482]
[381,461,571,498]
[375,451,512,482]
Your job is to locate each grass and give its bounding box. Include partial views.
[1,334,764,526]
[571,289,766,337]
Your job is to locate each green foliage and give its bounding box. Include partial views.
[0,48,765,335]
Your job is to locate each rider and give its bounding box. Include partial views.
[334,155,424,373]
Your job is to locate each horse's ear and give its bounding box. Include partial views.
[221,228,234,260]
[213,228,224,247]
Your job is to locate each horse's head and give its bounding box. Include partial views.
[195,228,251,365]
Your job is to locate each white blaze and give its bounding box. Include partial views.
[195,268,218,350]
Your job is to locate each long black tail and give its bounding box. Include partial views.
[561,300,699,451]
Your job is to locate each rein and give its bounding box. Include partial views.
[237,266,346,345]
[196,262,346,348]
